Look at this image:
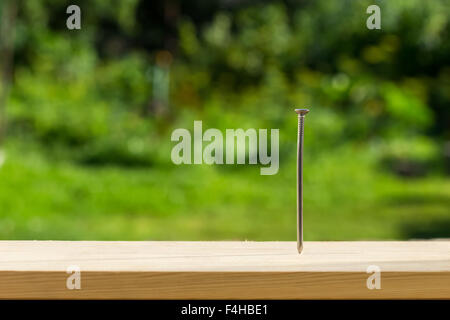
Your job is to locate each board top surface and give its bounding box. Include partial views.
[0,241,448,272]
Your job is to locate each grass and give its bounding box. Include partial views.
[0,141,449,241]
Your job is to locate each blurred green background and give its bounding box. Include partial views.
[0,0,449,240]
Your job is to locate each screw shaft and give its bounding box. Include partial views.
[295,109,309,254]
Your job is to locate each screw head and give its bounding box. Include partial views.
[295,108,310,116]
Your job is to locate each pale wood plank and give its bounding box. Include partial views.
[0,241,448,299]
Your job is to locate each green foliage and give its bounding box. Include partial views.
[1,0,449,240]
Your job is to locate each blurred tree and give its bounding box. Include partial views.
[0,0,17,144]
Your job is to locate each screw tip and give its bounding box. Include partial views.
[295,108,310,115]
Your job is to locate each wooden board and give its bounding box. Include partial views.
[0,241,448,299]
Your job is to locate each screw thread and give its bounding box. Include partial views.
[297,115,305,254]
[298,116,304,139]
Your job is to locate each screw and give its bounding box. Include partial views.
[295,108,309,254]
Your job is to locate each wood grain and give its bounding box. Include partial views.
[0,241,448,299]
